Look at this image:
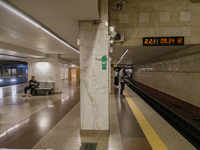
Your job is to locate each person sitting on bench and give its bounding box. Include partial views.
[22,75,38,97]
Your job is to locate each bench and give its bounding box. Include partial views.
[33,81,54,95]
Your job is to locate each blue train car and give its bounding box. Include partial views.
[0,61,28,87]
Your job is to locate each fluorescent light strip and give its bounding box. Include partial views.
[116,49,129,65]
[41,28,80,53]
[0,0,80,53]
[0,1,41,28]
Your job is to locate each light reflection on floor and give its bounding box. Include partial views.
[0,87,3,98]
[11,86,16,95]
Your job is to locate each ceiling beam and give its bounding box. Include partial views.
[0,41,46,58]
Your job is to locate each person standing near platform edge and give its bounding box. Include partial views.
[119,66,125,98]
[114,69,119,88]
[22,75,38,97]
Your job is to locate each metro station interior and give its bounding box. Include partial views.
[0,0,200,149]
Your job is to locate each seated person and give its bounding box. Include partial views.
[22,75,38,97]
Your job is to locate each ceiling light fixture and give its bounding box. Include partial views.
[37,61,49,69]
[110,40,114,44]
[109,26,114,32]
[116,49,129,65]
[0,0,80,54]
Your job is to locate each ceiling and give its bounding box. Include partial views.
[0,0,99,64]
[111,45,194,65]
[0,0,196,66]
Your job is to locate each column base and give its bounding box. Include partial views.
[53,91,62,94]
[80,130,110,136]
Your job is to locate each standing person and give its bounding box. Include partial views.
[119,66,125,98]
[22,75,38,97]
[114,69,119,87]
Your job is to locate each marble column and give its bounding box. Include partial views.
[28,54,61,93]
[80,0,109,131]
[61,64,69,79]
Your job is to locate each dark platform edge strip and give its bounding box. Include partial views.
[125,80,200,149]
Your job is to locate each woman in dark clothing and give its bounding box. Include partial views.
[114,69,119,87]
[119,67,125,97]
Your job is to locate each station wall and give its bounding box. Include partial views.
[28,55,61,93]
[109,0,200,45]
[132,45,200,108]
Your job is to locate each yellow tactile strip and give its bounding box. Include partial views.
[124,90,168,150]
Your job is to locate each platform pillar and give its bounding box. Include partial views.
[80,0,109,131]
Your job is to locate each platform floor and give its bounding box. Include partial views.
[0,79,196,150]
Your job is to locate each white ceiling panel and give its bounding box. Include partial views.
[0,0,197,66]
[0,0,99,63]
[111,44,195,65]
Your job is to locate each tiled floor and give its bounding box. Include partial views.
[0,79,123,150]
[33,80,123,150]
[0,78,196,150]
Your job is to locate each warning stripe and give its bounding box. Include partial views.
[124,90,168,150]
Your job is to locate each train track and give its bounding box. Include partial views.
[125,80,200,149]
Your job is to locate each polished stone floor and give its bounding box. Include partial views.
[0,79,123,150]
[0,78,196,150]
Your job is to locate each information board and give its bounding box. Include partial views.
[143,37,184,46]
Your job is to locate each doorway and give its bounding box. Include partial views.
[71,68,76,78]
[68,68,80,80]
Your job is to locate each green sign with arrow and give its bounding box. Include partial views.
[101,55,107,70]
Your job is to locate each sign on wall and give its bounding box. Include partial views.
[101,55,107,70]
[143,37,184,46]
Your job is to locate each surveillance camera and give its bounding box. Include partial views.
[110,31,117,38]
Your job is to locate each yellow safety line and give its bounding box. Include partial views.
[124,90,168,150]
